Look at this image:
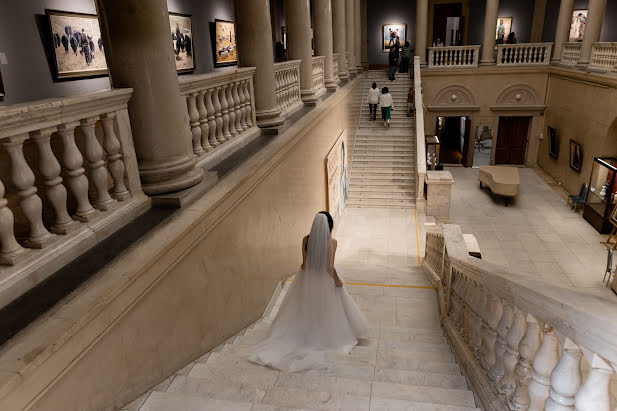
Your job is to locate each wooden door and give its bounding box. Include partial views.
[495,117,530,165]
[462,116,472,167]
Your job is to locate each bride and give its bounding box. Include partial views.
[248,211,370,372]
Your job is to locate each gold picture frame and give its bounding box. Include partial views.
[214,19,237,67]
[382,23,407,52]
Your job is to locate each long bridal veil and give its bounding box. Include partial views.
[247,213,370,372]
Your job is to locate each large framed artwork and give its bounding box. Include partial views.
[548,126,559,159]
[382,24,407,52]
[496,17,512,43]
[170,12,195,73]
[46,9,108,79]
[326,130,349,227]
[570,140,582,173]
[214,19,237,67]
[569,10,587,42]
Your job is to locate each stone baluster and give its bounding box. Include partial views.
[509,314,542,410]
[2,135,56,248]
[470,288,486,354]
[574,354,613,411]
[0,177,28,265]
[219,86,231,141]
[232,83,243,134]
[528,327,560,411]
[205,89,220,148]
[461,279,475,342]
[30,127,79,234]
[447,275,460,322]
[244,81,254,128]
[498,308,527,395]
[80,117,115,210]
[196,91,213,153]
[238,81,248,131]
[57,122,98,221]
[490,304,513,382]
[476,290,492,359]
[101,113,130,201]
[212,87,225,144]
[456,277,471,331]
[186,93,205,157]
[225,85,237,139]
[480,295,502,370]
[545,338,582,410]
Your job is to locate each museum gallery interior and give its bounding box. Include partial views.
[1,0,617,409]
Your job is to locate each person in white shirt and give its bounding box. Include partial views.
[379,87,394,128]
[432,37,444,47]
[367,82,380,121]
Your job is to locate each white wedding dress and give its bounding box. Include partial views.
[248,214,370,372]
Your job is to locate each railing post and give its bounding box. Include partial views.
[80,117,116,211]
[528,327,560,410]
[509,314,542,410]
[186,93,205,157]
[101,113,131,201]
[498,308,527,395]
[196,90,213,153]
[545,338,582,410]
[0,176,29,265]
[489,304,513,382]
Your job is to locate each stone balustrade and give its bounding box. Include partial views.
[561,42,583,66]
[179,68,259,167]
[274,59,304,118]
[588,42,617,73]
[312,56,326,97]
[414,57,426,210]
[424,224,617,411]
[0,89,149,309]
[428,46,481,69]
[332,53,340,83]
[496,43,553,66]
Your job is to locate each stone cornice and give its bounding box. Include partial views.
[427,104,480,111]
[178,67,256,95]
[274,59,302,71]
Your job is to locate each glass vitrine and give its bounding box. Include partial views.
[584,157,617,233]
[425,135,440,169]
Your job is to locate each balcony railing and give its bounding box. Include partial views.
[497,43,553,66]
[414,56,426,206]
[561,42,582,66]
[0,90,149,308]
[274,60,303,118]
[424,224,617,411]
[428,46,481,69]
[588,42,617,73]
[179,68,259,167]
[311,56,326,97]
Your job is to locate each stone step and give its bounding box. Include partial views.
[371,381,476,408]
[349,187,415,195]
[354,146,415,152]
[370,397,480,411]
[374,368,467,390]
[261,386,370,410]
[350,178,415,185]
[346,198,416,209]
[352,165,413,172]
[353,158,414,165]
[139,391,253,411]
[351,171,414,178]
[166,375,267,403]
[347,193,415,202]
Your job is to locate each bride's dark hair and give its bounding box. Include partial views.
[318,211,334,232]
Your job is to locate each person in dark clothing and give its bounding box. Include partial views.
[61,34,69,53]
[388,46,399,81]
[275,42,288,62]
[400,41,413,73]
[185,35,192,56]
[507,32,517,44]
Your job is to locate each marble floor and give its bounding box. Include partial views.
[448,167,615,297]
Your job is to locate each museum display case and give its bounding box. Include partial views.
[583,157,617,234]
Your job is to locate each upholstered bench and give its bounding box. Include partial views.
[478,165,520,206]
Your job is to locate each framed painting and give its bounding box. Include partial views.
[570,140,582,173]
[569,10,587,42]
[548,126,559,159]
[496,17,512,43]
[325,130,348,227]
[382,24,407,52]
[214,19,237,67]
[170,12,195,73]
[46,9,108,79]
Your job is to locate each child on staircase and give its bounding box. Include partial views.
[379,87,394,128]
[407,87,415,117]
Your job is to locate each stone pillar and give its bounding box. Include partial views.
[426,171,454,218]
[577,0,608,65]
[286,0,318,104]
[416,0,428,67]
[345,0,357,74]
[480,0,500,65]
[354,0,362,72]
[360,0,368,69]
[551,0,575,63]
[530,0,548,43]
[95,0,203,195]
[314,0,338,91]
[235,0,285,127]
[332,0,349,79]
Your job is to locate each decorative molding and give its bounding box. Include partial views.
[429,84,479,111]
[496,84,539,106]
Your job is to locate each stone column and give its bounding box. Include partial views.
[95,0,203,195]
[480,0,500,65]
[551,0,575,63]
[345,0,357,74]
[332,0,349,79]
[314,0,338,91]
[416,0,428,67]
[530,0,548,43]
[577,0,608,65]
[235,0,285,127]
[286,0,319,104]
[354,0,362,72]
[361,0,368,69]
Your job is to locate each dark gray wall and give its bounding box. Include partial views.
[367,0,416,65]
[467,0,486,45]
[498,0,535,43]
[542,0,588,42]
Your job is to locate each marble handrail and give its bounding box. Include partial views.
[496,43,553,66]
[588,42,617,73]
[274,59,303,118]
[424,225,617,411]
[311,56,326,97]
[427,46,481,69]
[414,57,426,207]
[179,68,258,162]
[332,53,340,82]
[561,42,583,66]
[0,89,148,308]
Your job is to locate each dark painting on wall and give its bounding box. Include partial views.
[214,19,237,67]
[46,9,108,79]
[170,12,195,73]
[570,140,582,172]
[548,126,558,159]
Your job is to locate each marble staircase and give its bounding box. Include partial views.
[348,70,417,209]
[130,277,479,411]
